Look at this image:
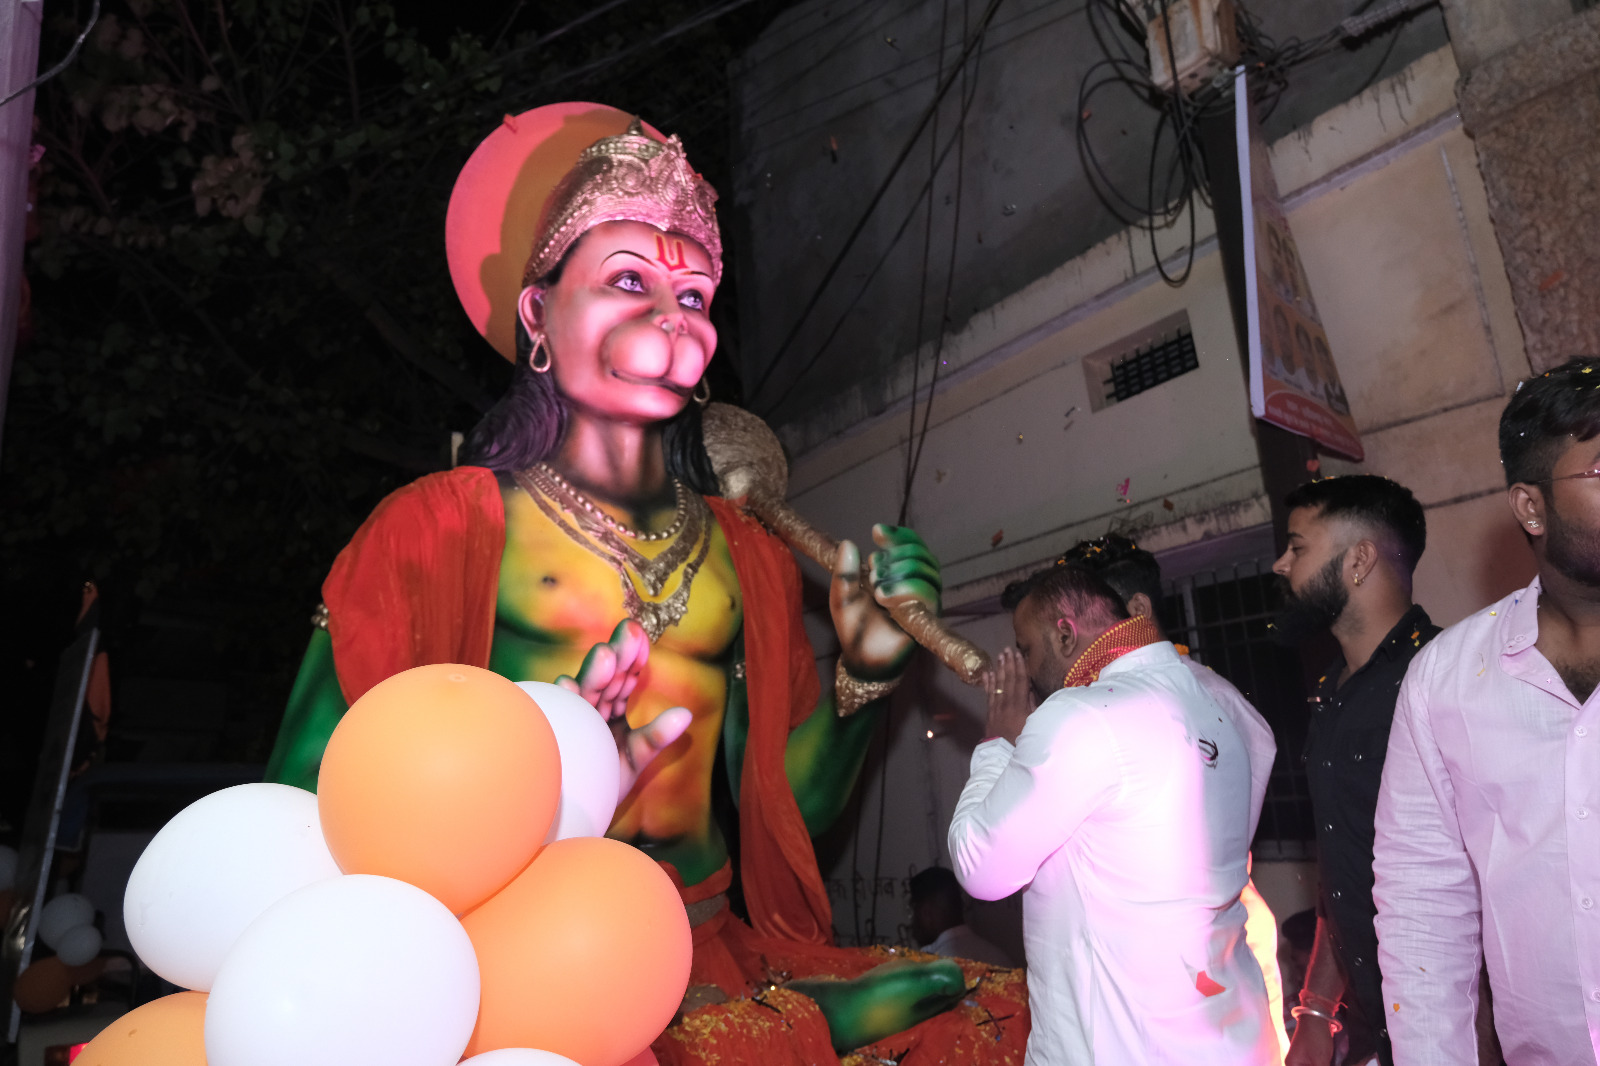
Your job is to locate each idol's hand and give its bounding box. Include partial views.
[556,619,693,802]
[831,524,943,680]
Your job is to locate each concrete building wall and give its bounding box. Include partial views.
[783,47,1536,952]
[728,0,1449,427]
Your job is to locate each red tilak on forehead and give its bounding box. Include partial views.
[653,233,691,273]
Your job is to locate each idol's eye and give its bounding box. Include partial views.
[610,270,646,294]
[677,289,706,311]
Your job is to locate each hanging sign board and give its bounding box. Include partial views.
[1236,68,1363,460]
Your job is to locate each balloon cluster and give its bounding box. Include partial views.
[75,666,692,1066]
[4,850,111,1014]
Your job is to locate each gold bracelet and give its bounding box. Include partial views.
[833,661,900,717]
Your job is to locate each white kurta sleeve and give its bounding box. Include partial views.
[1371,658,1482,1066]
[948,697,1119,901]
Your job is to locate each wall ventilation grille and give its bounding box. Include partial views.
[1106,327,1199,404]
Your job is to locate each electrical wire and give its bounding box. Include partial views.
[901,0,954,526]
[900,0,979,521]
[745,0,1008,413]
[0,0,102,110]
[1073,0,1438,289]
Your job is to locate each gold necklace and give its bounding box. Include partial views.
[534,462,690,542]
[513,467,712,642]
[522,465,706,595]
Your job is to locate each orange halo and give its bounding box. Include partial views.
[445,103,665,361]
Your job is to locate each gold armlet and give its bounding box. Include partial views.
[834,661,900,718]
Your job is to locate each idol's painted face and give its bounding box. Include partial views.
[518,219,717,425]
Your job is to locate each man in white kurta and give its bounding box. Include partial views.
[950,566,1277,1065]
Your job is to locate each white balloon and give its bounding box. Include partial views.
[460,1052,582,1066]
[55,923,103,967]
[124,782,342,991]
[0,844,17,892]
[517,682,620,842]
[37,894,95,950]
[206,874,480,1066]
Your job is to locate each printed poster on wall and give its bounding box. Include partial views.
[1235,68,1363,461]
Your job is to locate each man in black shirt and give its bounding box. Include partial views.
[1271,476,1437,1066]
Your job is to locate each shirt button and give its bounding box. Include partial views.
[1582,897,1594,909]
[1354,753,1364,761]
[1323,760,1333,768]
[1580,808,1590,820]
[1354,956,1365,966]
[1332,890,1342,900]
[1326,823,1334,832]
[1592,989,1600,1003]
[1579,726,1590,738]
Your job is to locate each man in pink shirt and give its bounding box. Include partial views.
[1372,356,1600,1065]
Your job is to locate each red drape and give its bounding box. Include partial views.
[320,471,832,945]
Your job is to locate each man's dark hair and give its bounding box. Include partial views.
[1057,534,1161,605]
[1001,564,1129,628]
[1282,475,1427,573]
[1282,908,1318,954]
[909,866,962,910]
[1000,535,1159,611]
[999,574,1034,611]
[1499,356,1600,486]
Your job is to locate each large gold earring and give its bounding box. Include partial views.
[693,378,710,406]
[530,335,551,373]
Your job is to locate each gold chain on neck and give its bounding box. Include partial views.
[513,467,712,641]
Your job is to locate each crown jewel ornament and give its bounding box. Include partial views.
[523,119,722,287]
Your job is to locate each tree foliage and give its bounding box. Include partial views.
[1,0,785,749]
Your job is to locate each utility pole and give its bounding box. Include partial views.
[0,0,43,466]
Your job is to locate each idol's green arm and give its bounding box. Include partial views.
[721,653,886,837]
[263,628,347,792]
[726,525,943,837]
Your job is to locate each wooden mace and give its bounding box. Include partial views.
[700,402,991,687]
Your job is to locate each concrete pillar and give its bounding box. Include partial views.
[1454,6,1600,372]
[0,0,43,463]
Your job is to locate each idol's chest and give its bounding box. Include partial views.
[495,487,743,660]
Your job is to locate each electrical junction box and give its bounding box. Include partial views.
[1147,0,1238,94]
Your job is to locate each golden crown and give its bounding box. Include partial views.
[522,119,722,287]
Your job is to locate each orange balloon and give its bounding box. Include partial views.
[461,837,691,1065]
[318,664,560,914]
[75,992,207,1066]
[13,957,73,1014]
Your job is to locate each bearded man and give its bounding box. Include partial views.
[1373,357,1600,1066]
[1270,475,1435,1066]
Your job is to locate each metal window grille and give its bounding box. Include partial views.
[1104,327,1199,405]
[1159,558,1316,859]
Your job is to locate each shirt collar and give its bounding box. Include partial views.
[1500,574,1542,658]
[1097,640,1180,680]
[1369,603,1436,664]
[1322,604,1434,690]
